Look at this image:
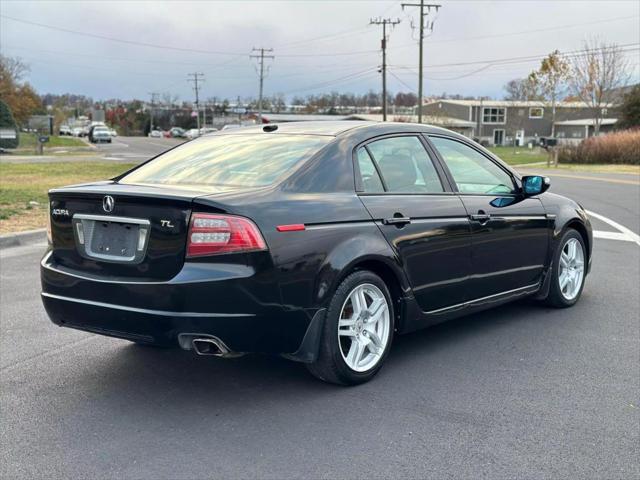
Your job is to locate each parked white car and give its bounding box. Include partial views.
[148,130,163,138]
[185,128,200,139]
[109,129,118,137]
[59,125,72,136]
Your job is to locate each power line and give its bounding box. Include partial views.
[250,48,274,123]
[392,63,493,81]
[424,14,640,45]
[388,70,417,94]
[275,25,370,50]
[187,73,205,131]
[389,44,640,82]
[277,68,378,96]
[0,14,245,56]
[3,12,638,60]
[394,43,640,70]
[370,17,401,121]
[0,14,377,58]
[401,2,441,123]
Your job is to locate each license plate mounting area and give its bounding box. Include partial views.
[72,214,150,264]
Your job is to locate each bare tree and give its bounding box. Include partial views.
[161,92,179,107]
[529,50,570,137]
[569,38,630,135]
[503,77,541,101]
[0,55,29,84]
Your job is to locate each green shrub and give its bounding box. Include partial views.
[0,100,19,149]
[558,129,640,165]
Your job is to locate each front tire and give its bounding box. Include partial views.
[544,229,587,308]
[307,270,394,385]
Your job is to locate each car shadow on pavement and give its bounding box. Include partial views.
[70,298,562,406]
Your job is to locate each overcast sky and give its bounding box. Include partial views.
[1,0,639,102]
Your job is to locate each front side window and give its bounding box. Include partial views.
[482,107,506,124]
[356,147,384,193]
[430,136,515,195]
[365,136,443,193]
[120,134,331,188]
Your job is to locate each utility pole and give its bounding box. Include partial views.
[187,72,205,131]
[370,17,401,121]
[401,2,441,123]
[148,92,159,133]
[250,48,274,123]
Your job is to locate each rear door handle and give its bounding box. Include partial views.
[383,216,411,226]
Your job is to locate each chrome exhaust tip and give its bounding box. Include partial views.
[192,338,229,357]
[178,333,243,358]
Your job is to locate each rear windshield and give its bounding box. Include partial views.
[120,134,331,188]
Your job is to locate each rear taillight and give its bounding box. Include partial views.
[186,213,267,258]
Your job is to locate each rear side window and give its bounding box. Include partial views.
[120,134,331,188]
[365,136,444,193]
[356,147,384,193]
[429,136,515,194]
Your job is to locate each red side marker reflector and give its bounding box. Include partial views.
[276,224,305,232]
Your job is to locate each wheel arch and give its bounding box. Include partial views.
[552,209,592,265]
[287,253,410,365]
[564,219,590,260]
[540,193,593,264]
[343,258,405,320]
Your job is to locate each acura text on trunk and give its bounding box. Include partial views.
[41,121,592,385]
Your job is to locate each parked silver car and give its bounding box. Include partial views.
[89,125,112,143]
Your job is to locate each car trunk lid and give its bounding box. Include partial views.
[48,182,239,281]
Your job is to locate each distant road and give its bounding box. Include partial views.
[0,136,185,164]
[94,136,185,161]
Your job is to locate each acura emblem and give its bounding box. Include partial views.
[102,195,115,213]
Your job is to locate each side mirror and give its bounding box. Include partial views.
[522,175,550,196]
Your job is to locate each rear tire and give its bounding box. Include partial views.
[306,270,394,385]
[544,229,587,308]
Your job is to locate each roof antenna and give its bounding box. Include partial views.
[263,124,278,132]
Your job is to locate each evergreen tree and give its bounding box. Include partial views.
[617,85,640,130]
[0,100,19,149]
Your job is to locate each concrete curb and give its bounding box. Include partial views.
[0,229,47,249]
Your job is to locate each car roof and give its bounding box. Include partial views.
[213,120,458,138]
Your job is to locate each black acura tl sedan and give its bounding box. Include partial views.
[41,121,592,385]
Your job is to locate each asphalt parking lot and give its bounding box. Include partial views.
[1,169,638,479]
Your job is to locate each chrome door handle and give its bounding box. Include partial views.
[383,216,411,226]
[470,212,491,224]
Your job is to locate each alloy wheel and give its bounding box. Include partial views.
[558,237,585,301]
[337,283,391,372]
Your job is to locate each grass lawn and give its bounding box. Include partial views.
[517,163,640,175]
[488,146,548,166]
[0,161,135,234]
[18,133,87,149]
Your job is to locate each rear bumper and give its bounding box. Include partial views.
[40,251,314,355]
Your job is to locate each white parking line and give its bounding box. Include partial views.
[587,210,640,246]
